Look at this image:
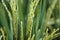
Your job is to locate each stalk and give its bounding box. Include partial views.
[1,0,13,40]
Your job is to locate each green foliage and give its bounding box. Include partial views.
[0,0,60,40]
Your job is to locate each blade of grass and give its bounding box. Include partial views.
[1,0,13,40]
[17,0,24,21]
[17,0,24,40]
[39,0,46,39]
[20,21,24,40]
[35,0,42,40]
[59,0,60,18]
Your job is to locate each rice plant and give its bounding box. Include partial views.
[0,0,60,40]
